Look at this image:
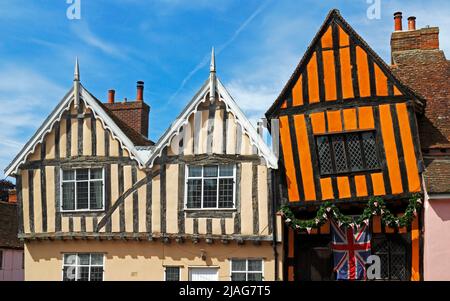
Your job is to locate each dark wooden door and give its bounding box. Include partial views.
[296,235,334,281]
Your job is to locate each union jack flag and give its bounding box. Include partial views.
[330,220,371,280]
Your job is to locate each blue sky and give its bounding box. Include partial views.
[1,0,449,179]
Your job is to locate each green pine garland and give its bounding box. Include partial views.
[280,194,422,231]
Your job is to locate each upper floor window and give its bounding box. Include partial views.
[62,253,104,281]
[315,131,380,176]
[186,165,235,209]
[61,168,104,211]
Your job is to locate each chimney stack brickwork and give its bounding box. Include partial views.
[104,81,150,138]
[391,13,439,54]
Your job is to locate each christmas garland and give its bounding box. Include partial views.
[280,194,422,232]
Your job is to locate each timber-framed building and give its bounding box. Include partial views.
[5,52,282,281]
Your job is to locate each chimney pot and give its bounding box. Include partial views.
[408,16,416,30]
[136,81,144,101]
[394,12,403,31]
[108,89,115,104]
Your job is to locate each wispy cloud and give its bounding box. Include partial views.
[168,0,272,104]
[71,22,128,60]
[0,65,66,178]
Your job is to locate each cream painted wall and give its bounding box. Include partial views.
[24,241,282,281]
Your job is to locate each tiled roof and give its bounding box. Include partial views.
[0,202,22,249]
[423,158,450,194]
[84,89,154,147]
[391,49,450,149]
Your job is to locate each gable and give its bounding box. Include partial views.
[267,9,424,117]
[5,85,151,176]
[147,78,277,169]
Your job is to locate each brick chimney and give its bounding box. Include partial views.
[104,81,150,138]
[391,12,440,55]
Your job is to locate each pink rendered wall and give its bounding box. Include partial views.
[424,196,450,280]
[0,249,24,281]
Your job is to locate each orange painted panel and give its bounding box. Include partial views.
[320,221,330,234]
[396,103,421,192]
[339,26,349,47]
[393,85,402,96]
[323,50,337,101]
[397,213,407,233]
[356,46,371,97]
[372,216,382,233]
[307,52,320,103]
[281,100,287,109]
[337,176,351,198]
[374,64,388,96]
[320,178,334,200]
[379,104,403,194]
[279,116,299,202]
[358,106,375,129]
[294,115,316,201]
[310,228,318,234]
[384,225,395,233]
[292,75,303,106]
[326,110,342,132]
[411,217,420,281]
[288,266,294,281]
[343,108,357,130]
[371,172,386,196]
[354,175,368,197]
[339,47,354,99]
[321,25,333,48]
[310,112,326,134]
[288,228,295,257]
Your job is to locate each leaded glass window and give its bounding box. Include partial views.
[61,168,104,211]
[186,165,235,209]
[315,131,380,176]
[62,253,104,281]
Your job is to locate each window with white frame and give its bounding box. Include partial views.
[62,253,104,281]
[165,266,180,281]
[231,259,263,281]
[186,165,235,209]
[61,168,104,211]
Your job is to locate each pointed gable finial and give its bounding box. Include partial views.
[209,47,217,102]
[210,47,216,73]
[73,57,80,108]
[74,56,80,81]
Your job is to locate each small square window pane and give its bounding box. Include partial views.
[232,260,246,271]
[188,166,202,177]
[78,266,90,281]
[231,273,246,281]
[203,179,217,208]
[165,267,180,281]
[219,179,234,208]
[63,170,75,181]
[248,260,262,271]
[91,254,103,265]
[90,168,103,179]
[63,266,76,281]
[90,267,103,281]
[76,182,89,209]
[90,181,103,210]
[64,254,77,265]
[79,254,90,265]
[187,179,202,208]
[62,182,75,210]
[248,273,263,281]
[204,166,218,177]
[76,169,89,180]
[219,165,234,176]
